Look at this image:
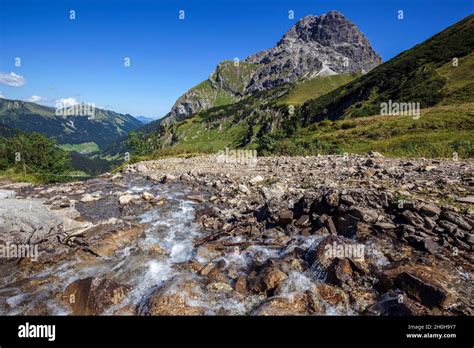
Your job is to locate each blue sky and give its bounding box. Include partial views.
[0,0,472,119]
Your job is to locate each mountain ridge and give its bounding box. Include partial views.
[0,98,143,149]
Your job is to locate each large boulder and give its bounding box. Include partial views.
[61,277,130,315]
[0,199,62,244]
[79,221,145,257]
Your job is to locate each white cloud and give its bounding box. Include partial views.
[55,97,79,107]
[0,92,4,99]
[0,72,26,87]
[27,95,43,103]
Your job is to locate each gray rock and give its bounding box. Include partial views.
[456,196,474,204]
[420,203,441,217]
[0,199,62,244]
[440,210,472,231]
[349,206,378,223]
[0,190,16,199]
[402,210,425,227]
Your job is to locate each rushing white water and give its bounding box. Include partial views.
[0,179,347,315]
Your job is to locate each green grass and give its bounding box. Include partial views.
[277,103,474,158]
[59,142,99,153]
[278,74,359,105]
[438,52,474,104]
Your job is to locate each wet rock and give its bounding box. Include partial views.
[62,277,130,315]
[314,283,350,312]
[199,263,215,276]
[349,288,377,313]
[119,194,140,205]
[305,235,342,269]
[380,265,457,310]
[365,291,430,316]
[186,194,205,203]
[194,243,222,263]
[160,174,177,183]
[251,293,317,315]
[206,282,233,293]
[142,192,154,201]
[81,222,145,257]
[326,258,353,285]
[234,276,248,294]
[395,272,455,309]
[143,276,206,315]
[248,267,288,293]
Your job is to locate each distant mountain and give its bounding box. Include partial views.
[157,10,380,126]
[0,99,143,149]
[135,116,155,124]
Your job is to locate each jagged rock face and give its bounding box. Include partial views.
[161,10,381,125]
[245,10,381,93]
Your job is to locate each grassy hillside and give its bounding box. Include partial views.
[263,103,474,158]
[299,14,474,123]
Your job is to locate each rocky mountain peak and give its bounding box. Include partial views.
[244,11,381,92]
[161,10,381,125]
[278,11,370,48]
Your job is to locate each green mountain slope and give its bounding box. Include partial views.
[299,14,474,123]
[126,74,359,157]
[0,99,143,149]
[159,61,260,126]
